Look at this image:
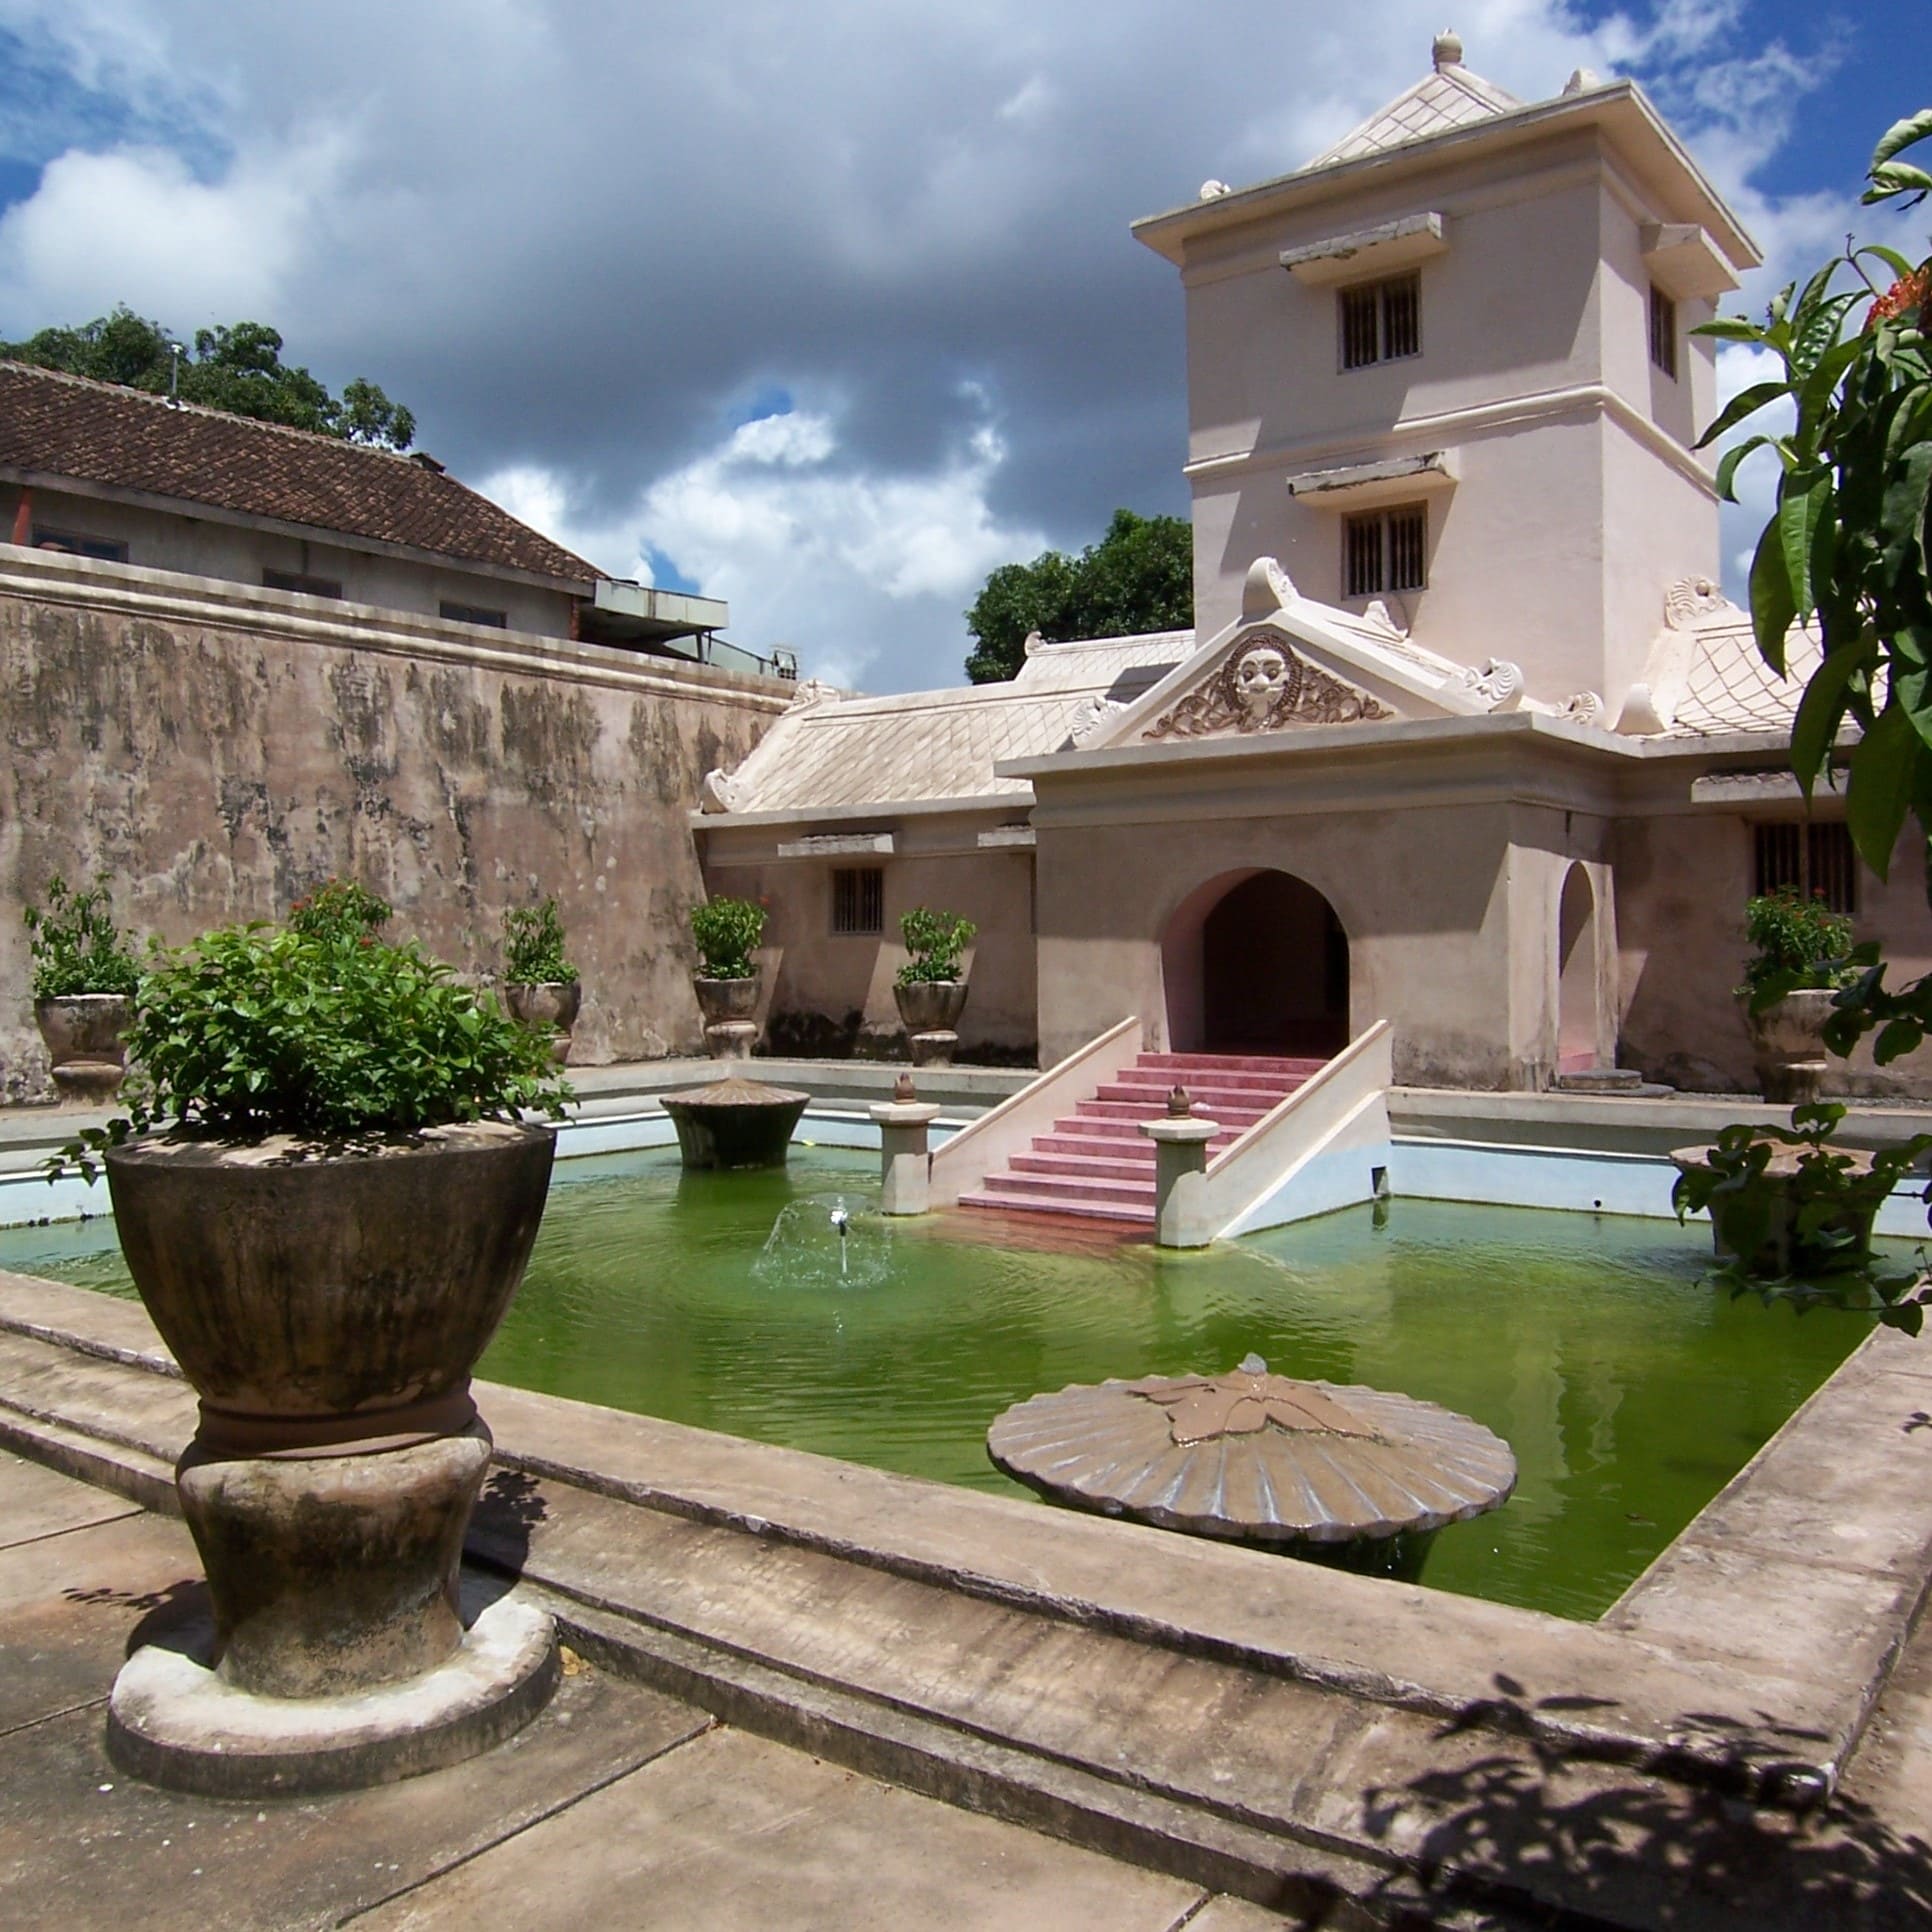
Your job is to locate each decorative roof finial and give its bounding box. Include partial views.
[894,1071,917,1102]
[1433,29,1464,70]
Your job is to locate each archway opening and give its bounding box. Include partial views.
[1557,862,1599,1073]
[1162,868,1349,1057]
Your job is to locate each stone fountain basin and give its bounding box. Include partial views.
[660,1077,811,1169]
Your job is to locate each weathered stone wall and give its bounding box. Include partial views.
[0,549,790,1100]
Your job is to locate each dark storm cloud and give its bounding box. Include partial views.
[0,0,1853,687]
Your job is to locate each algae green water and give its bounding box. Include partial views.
[3,1145,1876,1621]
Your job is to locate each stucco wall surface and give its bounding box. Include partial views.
[11,482,577,638]
[1616,808,1932,1097]
[0,551,787,1100]
[700,828,1037,1060]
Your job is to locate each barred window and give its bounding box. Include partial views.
[1343,504,1427,597]
[263,568,343,600]
[1753,821,1856,915]
[440,601,508,628]
[831,867,883,936]
[1339,273,1421,371]
[32,527,128,562]
[1648,285,1678,379]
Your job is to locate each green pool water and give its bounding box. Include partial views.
[3,1144,1878,1621]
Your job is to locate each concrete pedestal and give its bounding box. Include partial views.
[907,1030,958,1068]
[1139,1116,1220,1249]
[109,1418,556,1794]
[869,1100,943,1214]
[704,1020,757,1062]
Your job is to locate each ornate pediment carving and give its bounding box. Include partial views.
[1142,630,1391,741]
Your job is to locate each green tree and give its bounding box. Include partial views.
[963,508,1192,683]
[1,305,416,449]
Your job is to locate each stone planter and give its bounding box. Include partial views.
[1743,988,1838,1104]
[100,1121,560,1793]
[1670,1141,1883,1275]
[505,979,581,1065]
[34,993,132,1102]
[694,974,759,1061]
[894,978,968,1066]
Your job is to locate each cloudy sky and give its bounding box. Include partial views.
[1,0,1925,691]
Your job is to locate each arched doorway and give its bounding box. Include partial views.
[1557,863,1599,1074]
[1162,869,1349,1056]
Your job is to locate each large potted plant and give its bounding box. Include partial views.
[691,896,766,1058]
[1736,887,1856,1102]
[501,897,581,1064]
[893,906,976,1066]
[24,872,142,1101]
[59,906,569,1793]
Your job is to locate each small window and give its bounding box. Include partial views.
[32,527,128,562]
[440,601,508,628]
[263,568,343,600]
[1648,285,1677,379]
[1754,821,1855,916]
[1342,503,1427,598]
[831,867,883,936]
[1339,272,1421,371]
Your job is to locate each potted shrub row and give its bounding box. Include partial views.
[24,873,142,1100]
[691,896,766,1058]
[501,897,580,1063]
[1737,887,1857,1103]
[894,906,976,1066]
[55,885,569,1787]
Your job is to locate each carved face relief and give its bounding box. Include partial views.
[1233,646,1291,721]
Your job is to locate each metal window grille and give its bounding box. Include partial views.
[1386,505,1426,590]
[1381,274,1420,360]
[1753,821,1856,915]
[1344,512,1385,596]
[831,867,883,936]
[1648,285,1677,379]
[1343,504,1427,597]
[1339,274,1421,370]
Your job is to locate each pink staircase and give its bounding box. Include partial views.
[957,1051,1326,1225]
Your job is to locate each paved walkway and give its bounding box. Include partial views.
[0,1449,1284,1932]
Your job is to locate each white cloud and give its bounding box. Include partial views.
[0,133,345,332]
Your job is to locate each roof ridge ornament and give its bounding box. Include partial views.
[1432,28,1464,70]
[1240,555,1297,620]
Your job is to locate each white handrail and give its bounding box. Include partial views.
[928,1015,1143,1207]
[1202,1019,1395,1235]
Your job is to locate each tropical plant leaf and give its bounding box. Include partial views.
[1694,380,1793,451]
[1872,111,1932,173]
[1748,515,1797,674]
[1790,638,1874,790]
[1847,702,1920,877]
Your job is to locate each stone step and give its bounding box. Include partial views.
[956,1186,1155,1225]
[1113,1065,1314,1098]
[1134,1052,1326,1078]
[989,1170,1157,1209]
[1011,1150,1166,1184]
[1078,1094,1271,1125]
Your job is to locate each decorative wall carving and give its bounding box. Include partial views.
[700,766,747,813]
[1068,694,1127,747]
[786,678,842,710]
[1451,656,1524,711]
[1558,690,1605,726]
[1143,632,1391,740]
[1664,576,1737,630]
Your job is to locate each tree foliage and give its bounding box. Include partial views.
[963,508,1192,683]
[1,305,416,449]
[1695,110,1932,1066]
